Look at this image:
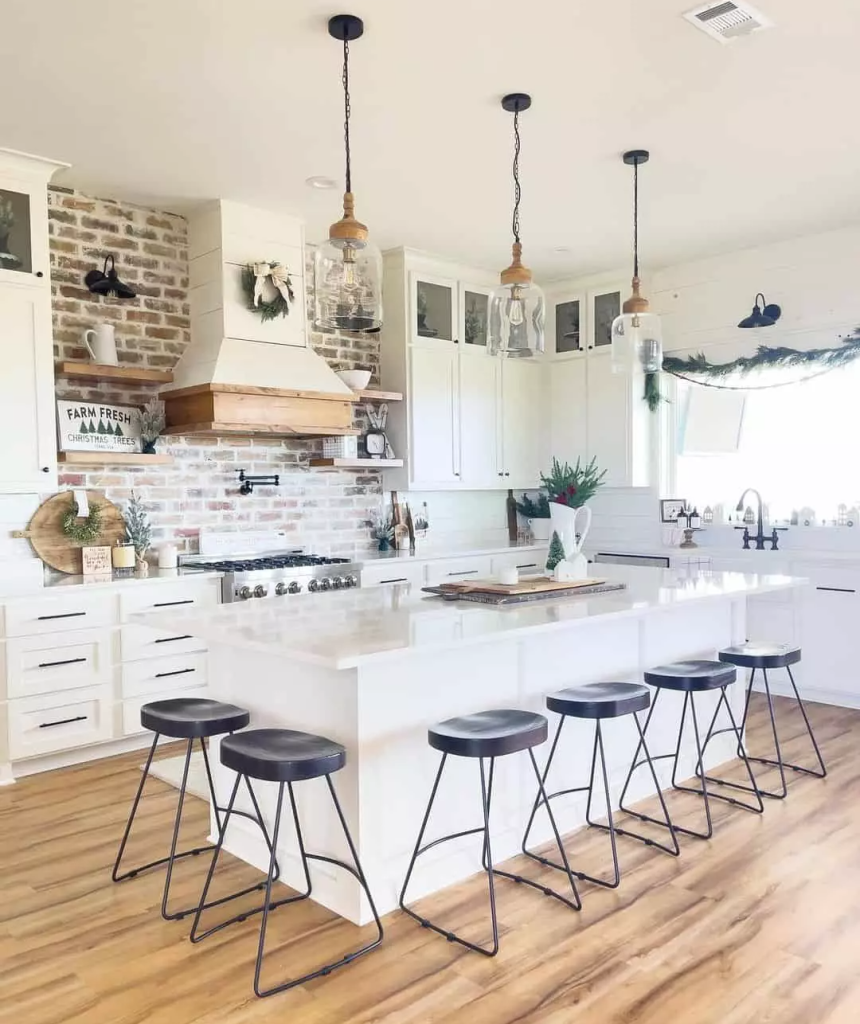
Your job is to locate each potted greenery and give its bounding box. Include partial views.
[541,456,607,563]
[516,492,551,541]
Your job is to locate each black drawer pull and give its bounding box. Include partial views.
[380,578,409,585]
[37,611,86,621]
[516,563,538,569]
[39,715,87,729]
[816,586,856,593]
[155,634,194,644]
[447,570,478,577]
[37,657,87,669]
[152,599,195,608]
[155,667,196,679]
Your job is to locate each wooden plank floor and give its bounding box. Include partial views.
[1,695,856,1024]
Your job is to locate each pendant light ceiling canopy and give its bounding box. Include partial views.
[610,150,663,375]
[488,93,545,359]
[313,13,383,334]
[738,293,781,328]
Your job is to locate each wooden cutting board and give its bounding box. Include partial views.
[436,576,607,596]
[12,491,127,574]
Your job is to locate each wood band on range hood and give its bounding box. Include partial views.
[162,383,359,438]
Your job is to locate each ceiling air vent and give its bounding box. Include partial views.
[683,1,773,43]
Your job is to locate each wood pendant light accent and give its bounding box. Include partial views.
[161,383,360,438]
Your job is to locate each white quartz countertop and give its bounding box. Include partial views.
[146,566,803,671]
[355,539,544,564]
[0,566,222,600]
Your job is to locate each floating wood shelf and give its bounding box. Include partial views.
[309,458,404,469]
[56,362,174,385]
[161,423,361,439]
[356,389,403,402]
[57,452,174,466]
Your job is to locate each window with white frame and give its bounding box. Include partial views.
[672,361,860,521]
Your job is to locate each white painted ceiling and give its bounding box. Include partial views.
[2,0,858,279]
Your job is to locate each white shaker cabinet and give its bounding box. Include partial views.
[408,344,461,486]
[459,350,499,488]
[0,148,68,493]
[501,359,542,489]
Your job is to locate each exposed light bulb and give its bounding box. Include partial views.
[342,245,358,291]
[508,285,525,326]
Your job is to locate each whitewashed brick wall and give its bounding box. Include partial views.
[48,186,382,556]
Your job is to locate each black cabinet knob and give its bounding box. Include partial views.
[41,466,50,473]
[35,271,44,278]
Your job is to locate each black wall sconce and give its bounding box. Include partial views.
[738,293,781,329]
[84,254,136,299]
[237,469,280,495]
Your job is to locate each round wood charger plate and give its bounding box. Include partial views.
[17,491,127,574]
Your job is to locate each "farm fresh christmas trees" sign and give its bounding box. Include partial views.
[56,401,142,453]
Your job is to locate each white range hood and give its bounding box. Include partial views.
[162,200,357,438]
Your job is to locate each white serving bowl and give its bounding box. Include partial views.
[336,369,372,391]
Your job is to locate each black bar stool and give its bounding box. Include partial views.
[399,709,581,958]
[619,661,764,841]
[709,643,826,799]
[112,697,276,921]
[190,728,383,1000]
[521,682,679,891]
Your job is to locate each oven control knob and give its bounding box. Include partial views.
[288,581,301,594]
[308,578,320,593]
[275,582,288,596]
[238,586,252,601]
[319,577,332,591]
[331,576,345,590]
[344,574,358,588]
[253,584,267,598]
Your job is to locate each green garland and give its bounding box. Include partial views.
[643,329,860,411]
[61,498,103,545]
[241,263,295,322]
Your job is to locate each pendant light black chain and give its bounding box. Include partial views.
[633,158,639,279]
[511,108,522,245]
[342,38,352,194]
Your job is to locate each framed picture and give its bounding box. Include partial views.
[660,498,687,524]
[590,288,622,350]
[56,400,142,453]
[554,297,582,354]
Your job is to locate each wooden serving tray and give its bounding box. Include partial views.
[435,576,607,596]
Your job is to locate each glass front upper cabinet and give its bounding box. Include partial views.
[0,188,33,275]
[461,286,491,347]
[554,296,583,354]
[591,288,622,350]
[413,274,456,343]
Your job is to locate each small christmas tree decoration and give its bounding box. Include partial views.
[546,530,566,572]
[134,397,166,454]
[124,491,152,574]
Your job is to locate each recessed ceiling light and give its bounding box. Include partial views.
[305,175,338,190]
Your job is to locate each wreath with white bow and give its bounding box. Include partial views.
[241,261,295,322]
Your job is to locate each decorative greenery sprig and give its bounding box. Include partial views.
[241,263,294,322]
[540,456,607,509]
[134,397,165,446]
[124,491,152,556]
[643,328,860,411]
[516,493,551,519]
[61,497,103,545]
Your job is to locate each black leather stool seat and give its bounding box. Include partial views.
[719,642,801,670]
[221,728,346,782]
[644,660,736,692]
[429,709,547,758]
[140,698,250,739]
[547,681,650,719]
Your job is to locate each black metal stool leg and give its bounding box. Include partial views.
[781,665,827,778]
[520,714,568,855]
[669,692,716,840]
[112,731,162,882]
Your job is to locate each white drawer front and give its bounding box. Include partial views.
[424,556,493,587]
[122,685,208,736]
[121,651,208,699]
[360,563,426,589]
[4,591,116,638]
[490,552,544,577]
[119,579,220,621]
[120,624,207,663]
[6,628,113,699]
[9,685,113,759]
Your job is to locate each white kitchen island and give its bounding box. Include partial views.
[150,566,801,925]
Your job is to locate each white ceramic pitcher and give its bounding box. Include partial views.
[83,324,118,365]
[549,502,592,560]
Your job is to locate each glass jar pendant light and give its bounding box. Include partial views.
[313,14,383,333]
[611,150,662,374]
[488,93,545,359]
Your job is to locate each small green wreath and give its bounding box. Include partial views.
[241,261,295,322]
[61,498,103,545]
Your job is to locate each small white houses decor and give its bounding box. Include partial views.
[56,401,142,453]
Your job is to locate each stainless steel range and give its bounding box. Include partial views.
[181,532,361,602]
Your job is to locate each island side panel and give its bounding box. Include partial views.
[206,642,364,924]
